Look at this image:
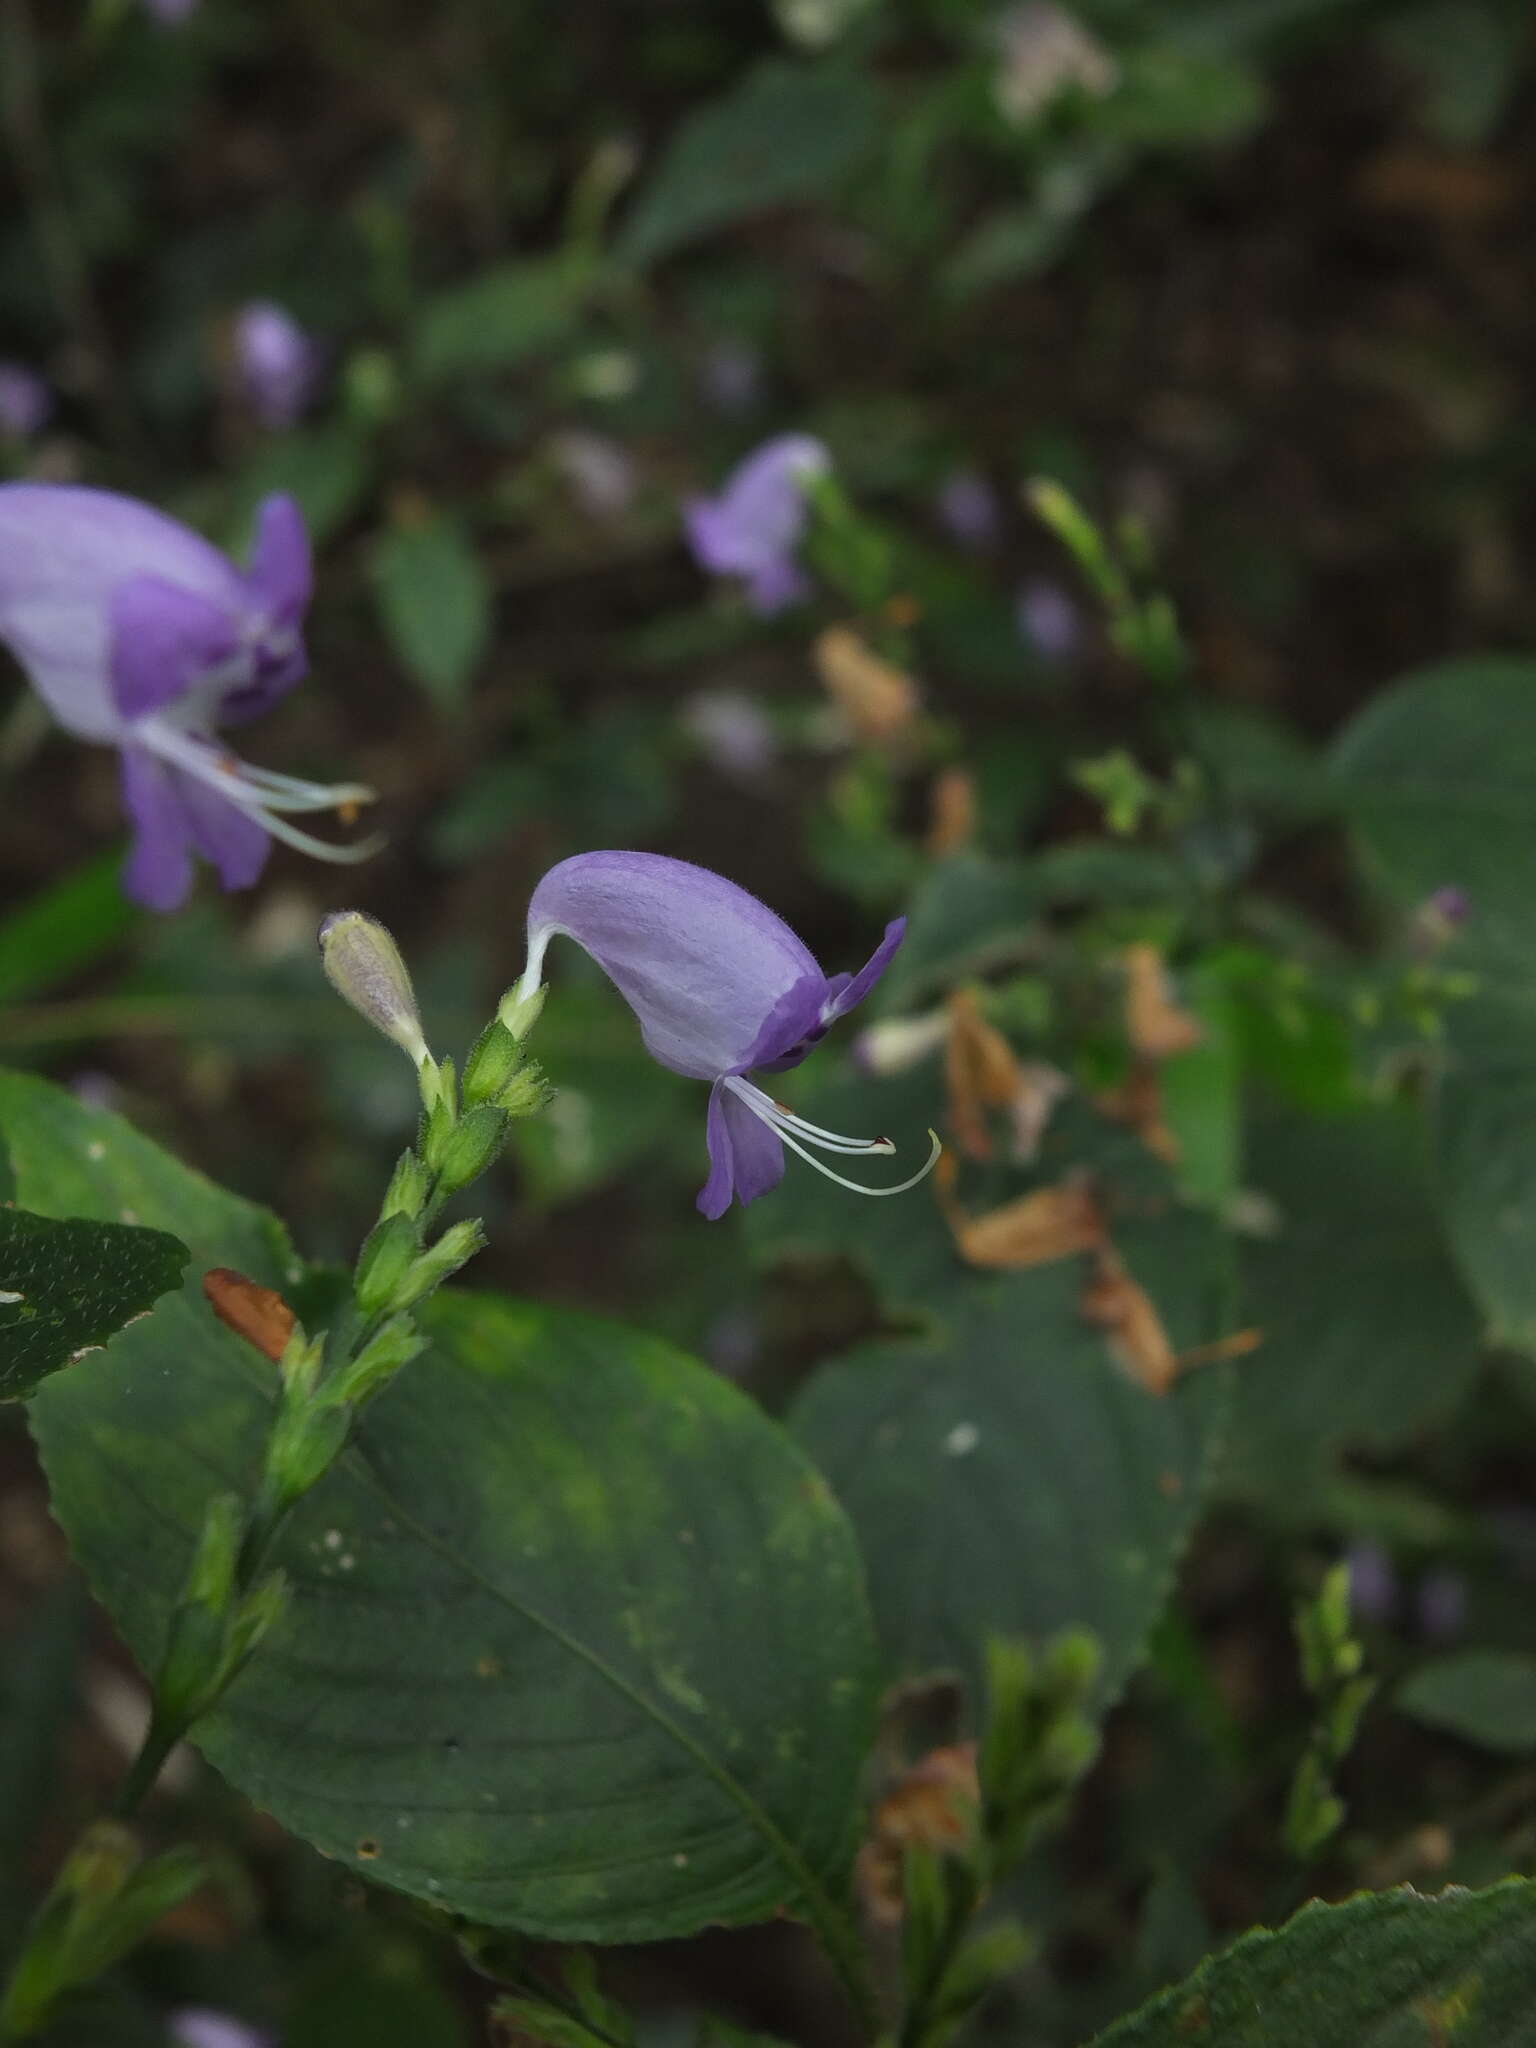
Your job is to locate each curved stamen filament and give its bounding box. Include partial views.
[141,721,382,861]
[726,1076,942,1196]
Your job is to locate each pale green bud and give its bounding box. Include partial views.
[497,980,547,1042]
[431,1104,511,1196]
[319,911,428,1065]
[395,1218,487,1310]
[354,1211,420,1318]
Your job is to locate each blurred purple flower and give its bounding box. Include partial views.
[551,429,636,520]
[682,689,778,783]
[700,341,764,417]
[142,0,199,22]
[233,301,321,431]
[1016,577,1081,660]
[683,433,830,615]
[0,362,50,441]
[0,484,375,910]
[936,469,1000,551]
[1428,885,1471,925]
[1345,1539,1399,1626]
[518,851,937,1216]
[170,2013,271,2048]
[1417,1568,1467,1643]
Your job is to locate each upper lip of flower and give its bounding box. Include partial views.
[518,850,939,1216]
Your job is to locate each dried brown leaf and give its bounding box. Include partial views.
[814,624,921,742]
[202,1267,295,1363]
[1124,943,1203,1060]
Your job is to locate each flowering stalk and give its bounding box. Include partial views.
[0,916,549,2038]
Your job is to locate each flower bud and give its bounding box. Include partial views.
[381,1148,432,1222]
[430,1103,510,1197]
[318,911,428,1064]
[462,1019,522,1108]
[354,1211,420,1318]
[395,1219,487,1310]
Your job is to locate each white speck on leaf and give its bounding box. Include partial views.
[87,1142,105,1161]
[944,1421,981,1457]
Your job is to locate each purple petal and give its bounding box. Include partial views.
[0,484,244,742]
[0,362,51,440]
[744,557,810,615]
[526,851,823,1080]
[170,2012,272,2048]
[120,748,194,911]
[699,1082,785,1218]
[233,303,319,431]
[683,434,828,598]
[108,575,241,720]
[246,493,312,624]
[825,918,906,1023]
[179,774,270,890]
[936,470,1000,550]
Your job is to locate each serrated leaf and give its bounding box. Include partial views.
[0,1207,187,1401]
[371,518,492,710]
[616,61,879,269]
[1091,1879,1536,2047]
[1398,1651,1536,1755]
[2,1073,877,1943]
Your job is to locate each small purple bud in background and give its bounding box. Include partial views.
[0,362,51,441]
[141,0,199,23]
[1411,884,1472,956]
[1429,886,1471,925]
[1417,1568,1467,1643]
[936,469,1001,552]
[1345,1539,1398,1626]
[700,341,764,417]
[551,429,637,520]
[683,433,830,615]
[1016,577,1082,660]
[232,301,321,431]
[682,690,778,784]
[170,2012,272,2048]
[68,1070,121,1113]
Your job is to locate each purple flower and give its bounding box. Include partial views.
[142,0,199,21]
[1345,1539,1399,1626]
[518,852,938,1217]
[170,2013,271,2048]
[936,469,1001,551]
[683,434,830,615]
[1016,577,1081,660]
[699,340,764,417]
[0,362,50,441]
[233,301,321,431]
[1417,1568,1467,1643]
[0,484,375,910]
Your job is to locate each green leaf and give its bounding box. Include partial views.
[1331,655,1536,971]
[3,1073,877,1943]
[412,254,591,384]
[616,61,880,269]
[1091,1879,1536,2047]
[1224,1106,1483,1501]
[791,1219,1226,1711]
[0,1581,86,1946]
[287,1933,469,2048]
[1434,983,1536,1358]
[0,854,133,1008]
[1398,1652,1536,1755]
[0,1207,188,1401]
[371,518,492,710]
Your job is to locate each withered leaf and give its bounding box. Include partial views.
[202,1267,296,1363]
[1123,943,1203,1061]
[1079,1246,1178,1396]
[857,1742,979,1925]
[926,765,978,857]
[814,624,921,742]
[941,1166,1105,1272]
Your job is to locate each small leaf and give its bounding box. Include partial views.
[1398,1651,1536,1754]
[371,517,492,710]
[1091,1879,1536,2047]
[0,854,133,1008]
[0,1207,187,1401]
[616,61,880,269]
[412,254,591,384]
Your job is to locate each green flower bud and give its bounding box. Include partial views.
[354,1211,420,1318]
[319,911,428,1065]
[381,1148,432,1222]
[395,1218,487,1310]
[430,1103,510,1197]
[462,1019,522,1107]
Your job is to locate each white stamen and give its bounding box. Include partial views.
[725,1076,941,1197]
[139,721,380,862]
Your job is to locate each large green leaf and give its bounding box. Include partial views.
[0,853,133,1008]
[791,1217,1227,1712]
[1397,1652,1536,1755]
[412,254,591,384]
[1434,983,1536,1358]
[2,1073,876,1943]
[1330,656,1536,971]
[616,61,879,269]
[1091,1880,1536,2047]
[1224,1106,1483,1501]
[0,1207,188,1401]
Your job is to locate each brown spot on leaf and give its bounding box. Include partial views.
[355,1838,380,1861]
